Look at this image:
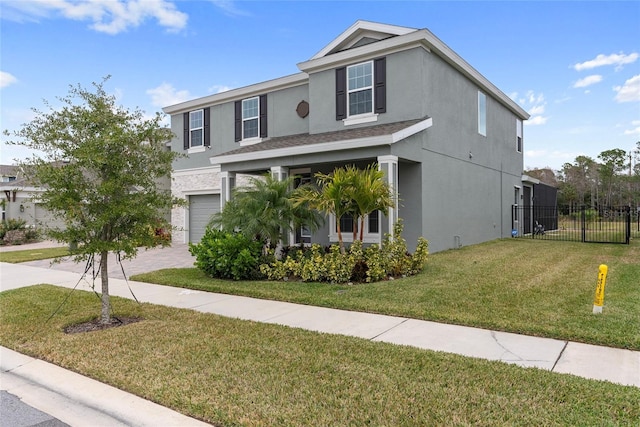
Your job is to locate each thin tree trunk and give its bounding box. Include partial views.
[336,221,345,254]
[100,250,110,324]
[359,217,365,241]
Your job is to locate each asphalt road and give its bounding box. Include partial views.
[1,390,70,427]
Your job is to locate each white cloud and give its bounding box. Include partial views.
[573,74,602,88]
[208,0,249,17]
[146,82,191,107]
[525,115,548,126]
[0,71,18,88]
[574,52,639,71]
[207,84,232,94]
[614,75,640,102]
[1,0,188,34]
[528,105,545,115]
[513,90,548,125]
[623,120,640,136]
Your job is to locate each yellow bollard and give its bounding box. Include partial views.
[592,264,608,314]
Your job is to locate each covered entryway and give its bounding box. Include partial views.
[189,194,220,243]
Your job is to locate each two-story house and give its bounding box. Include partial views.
[163,20,530,253]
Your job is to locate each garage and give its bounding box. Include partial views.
[34,203,66,230]
[189,194,220,243]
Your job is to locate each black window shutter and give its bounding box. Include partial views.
[259,94,268,138]
[203,107,211,147]
[183,112,189,150]
[234,101,242,142]
[335,67,346,120]
[374,57,386,114]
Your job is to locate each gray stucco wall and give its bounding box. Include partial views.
[172,84,310,171]
[168,34,525,254]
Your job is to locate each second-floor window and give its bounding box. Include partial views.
[189,110,203,147]
[478,92,487,136]
[242,97,259,139]
[235,95,267,143]
[183,107,210,150]
[336,57,386,122]
[516,119,523,152]
[348,61,373,116]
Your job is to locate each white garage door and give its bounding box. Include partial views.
[189,194,220,243]
[34,203,66,230]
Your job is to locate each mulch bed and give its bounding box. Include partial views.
[64,317,143,334]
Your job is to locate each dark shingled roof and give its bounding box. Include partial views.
[214,117,428,158]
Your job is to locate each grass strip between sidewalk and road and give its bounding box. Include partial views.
[132,238,640,351]
[0,247,71,264]
[1,285,638,426]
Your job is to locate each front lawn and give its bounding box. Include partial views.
[132,239,640,350]
[0,247,71,263]
[1,285,637,426]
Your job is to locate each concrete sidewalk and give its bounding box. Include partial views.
[1,259,639,426]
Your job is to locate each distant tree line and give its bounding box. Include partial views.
[525,141,640,210]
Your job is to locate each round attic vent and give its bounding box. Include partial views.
[296,100,309,118]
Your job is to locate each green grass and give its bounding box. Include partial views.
[132,239,640,350]
[0,247,71,263]
[1,285,638,426]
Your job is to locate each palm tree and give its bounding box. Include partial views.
[349,164,395,242]
[292,167,355,252]
[209,173,322,247]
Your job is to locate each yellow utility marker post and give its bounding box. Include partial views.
[592,264,608,314]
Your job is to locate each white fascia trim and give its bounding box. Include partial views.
[300,28,529,121]
[419,28,530,120]
[183,189,221,196]
[311,20,417,60]
[163,73,308,115]
[521,175,540,185]
[392,117,432,143]
[211,135,391,165]
[173,165,221,177]
[211,117,432,166]
[299,31,429,74]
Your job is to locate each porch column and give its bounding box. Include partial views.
[270,166,290,246]
[220,171,236,211]
[270,166,289,182]
[378,155,398,238]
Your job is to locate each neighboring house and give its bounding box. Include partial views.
[0,165,57,226]
[163,20,530,253]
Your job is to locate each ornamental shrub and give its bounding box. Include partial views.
[190,227,265,280]
[259,220,428,284]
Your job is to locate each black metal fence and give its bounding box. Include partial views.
[511,205,638,244]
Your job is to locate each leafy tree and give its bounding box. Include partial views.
[209,173,322,248]
[292,167,356,252]
[292,164,394,251]
[349,164,394,242]
[598,149,627,206]
[3,78,180,324]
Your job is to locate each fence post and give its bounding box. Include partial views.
[626,206,631,244]
[581,206,586,243]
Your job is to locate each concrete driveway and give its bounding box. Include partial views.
[19,243,196,280]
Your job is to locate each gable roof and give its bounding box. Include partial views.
[311,20,417,59]
[298,20,529,121]
[210,116,432,166]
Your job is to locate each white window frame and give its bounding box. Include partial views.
[516,118,523,153]
[347,61,374,118]
[478,92,487,136]
[329,211,382,244]
[189,109,204,149]
[242,97,259,141]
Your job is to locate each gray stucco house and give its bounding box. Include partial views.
[163,20,530,253]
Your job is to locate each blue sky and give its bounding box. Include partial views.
[1,0,639,172]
